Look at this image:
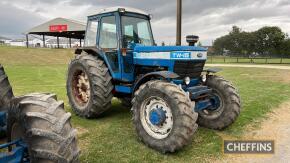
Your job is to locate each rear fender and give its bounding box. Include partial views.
[75,47,105,59]
[75,47,118,79]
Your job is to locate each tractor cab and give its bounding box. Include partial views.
[84,7,155,82]
[83,7,207,85]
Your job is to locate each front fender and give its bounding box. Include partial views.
[203,67,222,74]
[133,71,179,94]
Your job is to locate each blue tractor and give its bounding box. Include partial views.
[66,7,241,153]
[0,65,80,162]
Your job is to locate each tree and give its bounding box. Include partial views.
[197,41,202,47]
[254,26,286,57]
[213,26,288,57]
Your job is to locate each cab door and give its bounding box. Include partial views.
[97,14,122,80]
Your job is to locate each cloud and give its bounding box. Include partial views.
[0,0,289,45]
[0,2,45,38]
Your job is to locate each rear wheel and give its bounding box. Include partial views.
[67,54,114,118]
[0,65,14,137]
[197,75,241,130]
[8,93,80,163]
[132,81,198,153]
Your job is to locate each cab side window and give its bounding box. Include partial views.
[84,20,98,46]
[99,16,118,49]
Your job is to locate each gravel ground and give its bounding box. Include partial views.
[206,64,290,70]
[217,101,290,163]
[209,64,290,163]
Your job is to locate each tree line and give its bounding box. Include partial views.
[212,26,290,57]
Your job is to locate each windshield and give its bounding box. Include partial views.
[121,16,154,48]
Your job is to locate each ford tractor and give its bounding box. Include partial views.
[66,7,241,153]
[0,64,80,162]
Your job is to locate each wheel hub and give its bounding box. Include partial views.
[149,108,166,126]
[72,71,90,105]
[209,94,221,110]
[200,91,224,119]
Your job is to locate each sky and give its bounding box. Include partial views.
[0,0,290,45]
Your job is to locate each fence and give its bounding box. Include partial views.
[207,56,290,64]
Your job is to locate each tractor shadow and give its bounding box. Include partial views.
[98,100,131,119]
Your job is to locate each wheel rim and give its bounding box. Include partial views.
[140,96,173,139]
[199,91,224,119]
[71,69,90,108]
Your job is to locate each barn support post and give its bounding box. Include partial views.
[26,34,29,48]
[42,35,46,48]
[57,36,60,48]
[79,39,82,47]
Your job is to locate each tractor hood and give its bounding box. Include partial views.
[133,46,207,60]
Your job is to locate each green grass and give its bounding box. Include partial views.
[1,46,290,162]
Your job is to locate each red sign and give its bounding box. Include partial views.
[49,25,68,32]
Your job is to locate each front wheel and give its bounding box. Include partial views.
[197,75,241,130]
[132,81,198,153]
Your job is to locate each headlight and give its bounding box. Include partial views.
[202,75,207,82]
[184,77,190,85]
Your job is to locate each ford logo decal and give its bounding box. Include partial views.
[197,53,203,58]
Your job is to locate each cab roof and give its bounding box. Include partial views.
[92,6,149,16]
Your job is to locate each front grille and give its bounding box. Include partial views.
[174,61,205,79]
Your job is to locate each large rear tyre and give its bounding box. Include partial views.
[67,54,114,118]
[132,81,198,153]
[0,65,14,108]
[0,65,14,137]
[197,75,241,130]
[8,93,80,163]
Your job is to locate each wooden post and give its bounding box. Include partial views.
[176,0,182,46]
[69,38,72,48]
[57,36,60,49]
[43,35,46,48]
[26,34,29,48]
[79,39,82,47]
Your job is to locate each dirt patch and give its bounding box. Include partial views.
[76,126,89,137]
[216,101,290,163]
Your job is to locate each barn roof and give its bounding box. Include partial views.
[26,17,86,39]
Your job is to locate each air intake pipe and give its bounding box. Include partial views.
[186,35,199,46]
